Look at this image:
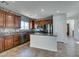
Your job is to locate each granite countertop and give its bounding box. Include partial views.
[0,31,30,37]
[0,32,22,37]
[0,29,30,37]
[0,33,17,37]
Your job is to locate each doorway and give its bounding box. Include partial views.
[66,20,74,37]
[67,23,70,36]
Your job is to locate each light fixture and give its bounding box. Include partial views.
[1,1,8,5]
[56,10,60,13]
[41,8,45,12]
[11,1,15,3]
[76,41,79,44]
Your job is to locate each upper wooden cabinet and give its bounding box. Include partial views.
[14,15,21,28]
[0,10,5,27]
[36,19,53,26]
[5,12,14,28]
[0,10,21,28]
[29,20,35,29]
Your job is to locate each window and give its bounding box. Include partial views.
[21,21,25,29]
[25,22,29,29]
[20,21,29,30]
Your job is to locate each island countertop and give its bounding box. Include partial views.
[30,33,57,37]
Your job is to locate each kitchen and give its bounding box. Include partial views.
[0,5,58,55]
[0,6,57,52]
[0,1,78,57]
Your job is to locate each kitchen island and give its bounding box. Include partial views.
[30,33,57,52]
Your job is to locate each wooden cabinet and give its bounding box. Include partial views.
[0,10,21,28]
[13,34,20,46]
[29,20,35,29]
[0,10,5,27]
[0,33,29,53]
[4,36,13,50]
[14,15,21,28]
[36,19,52,26]
[0,37,4,52]
[5,13,14,28]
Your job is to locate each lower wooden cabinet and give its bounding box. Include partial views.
[0,33,29,53]
[13,34,20,46]
[0,37,4,52]
[4,36,13,50]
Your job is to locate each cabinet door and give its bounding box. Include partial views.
[0,37,4,52]
[0,10,5,27]
[5,36,13,50]
[5,13,14,28]
[13,34,20,46]
[14,15,21,28]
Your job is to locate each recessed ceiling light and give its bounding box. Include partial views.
[11,1,15,3]
[41,8,45,12]
[76,41,79,44]
[56,10,60,13]
[8,1,15,3]
[12,1,15,3]
[1,1,8,5]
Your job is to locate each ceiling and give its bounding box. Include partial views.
[0,1,79,19]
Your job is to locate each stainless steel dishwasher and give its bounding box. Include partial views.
[20,32,27,44]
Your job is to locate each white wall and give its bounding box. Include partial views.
[74,19,79,40]
[53,13,67,43]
